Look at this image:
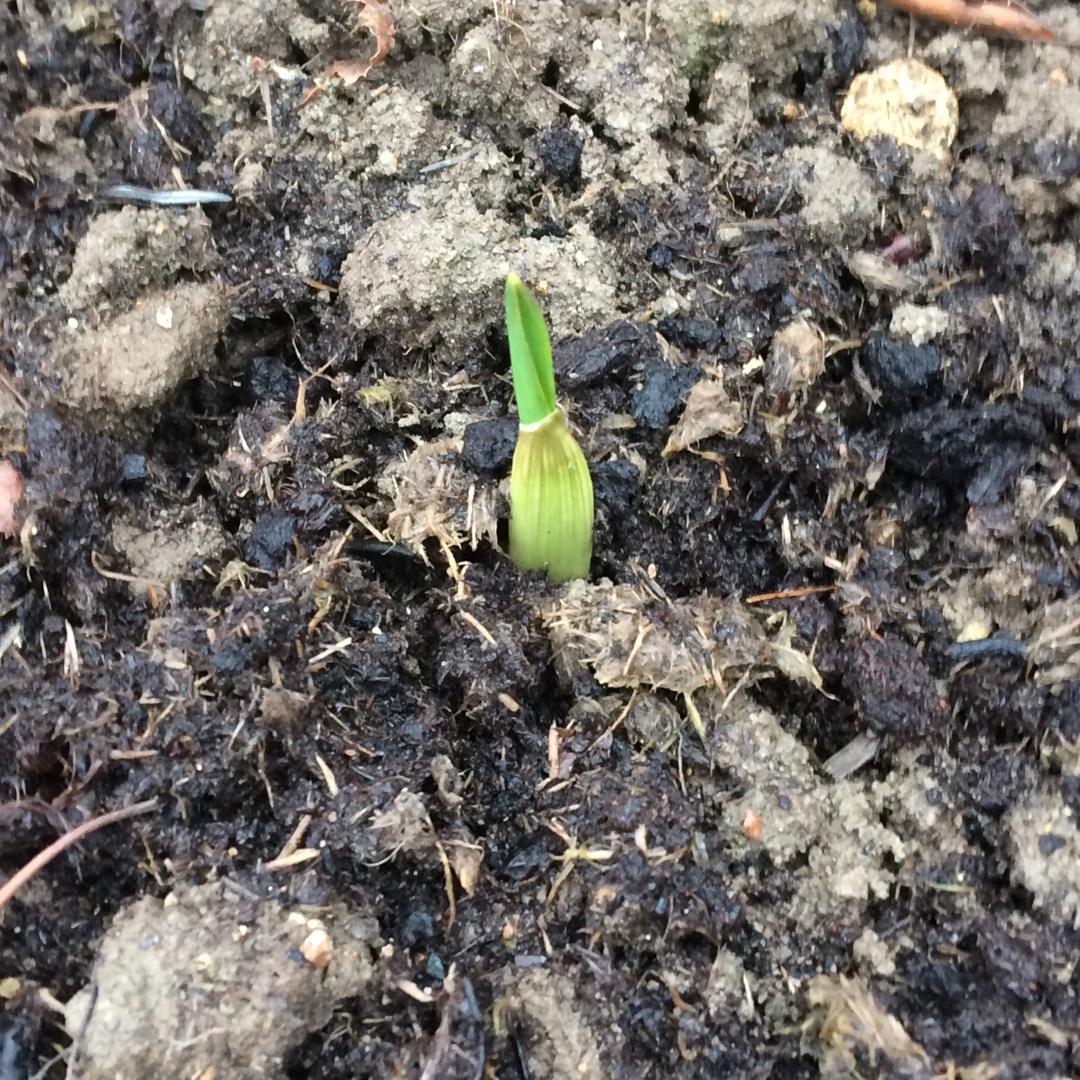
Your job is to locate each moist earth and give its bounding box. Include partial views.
[3,0,1080,1077]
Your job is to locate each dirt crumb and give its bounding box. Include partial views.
[296,83,445,177]
[565,19,687,146]
[189,0,330,102]
[841,58,958,168]
[109,502,228,588]
[339,179,618,349]
[58,207,218,312]
[852,928,896,978]
[1007,787,1080,927]
[780,146,880,245]
[393,0,490,44]
[702,692,903,921]
[63,881,376,1080]
[843,636,946,740]
[888,302,951,346]
[502,969,605,1080]
[699,61,752,159]
[655,0,839,83]
[51,282,228,437]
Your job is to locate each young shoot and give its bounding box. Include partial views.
[505,273,594,582]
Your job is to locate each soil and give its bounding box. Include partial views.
[3,0,1080,1077]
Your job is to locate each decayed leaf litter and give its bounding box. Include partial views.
[6,0,1080,1076]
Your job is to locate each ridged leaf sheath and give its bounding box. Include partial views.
[505,274,593,581]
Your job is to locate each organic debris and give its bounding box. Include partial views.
[544,581,821,696]
[804,974,929,1078]
[383,438,500,561]
[764,318,826,411]
[298,0,395,108]
[1027,598,1080,685]
[662,377,744,457]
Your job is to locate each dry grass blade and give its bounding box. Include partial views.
[880,0,1055,42]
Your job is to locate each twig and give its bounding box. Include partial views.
[0,799,158,913]
[746,585,837,604]
[879,0,1055,43]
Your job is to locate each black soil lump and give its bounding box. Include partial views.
[461,418,517,474]
[554,320,660,389]
[861,336,941,408]
[536,125,583,182]
[631,361,702,430]
[845,636,947,739]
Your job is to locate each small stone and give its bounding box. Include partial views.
[1040,833,1067,856]
[300,928,332,969]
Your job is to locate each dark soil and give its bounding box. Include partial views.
[4,0,1080,1078]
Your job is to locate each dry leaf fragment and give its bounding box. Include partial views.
[298,0,395,108]
[662,379,743,457]
[352,0,394,66]
[448,839,483,897]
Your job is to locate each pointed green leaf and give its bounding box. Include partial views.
[505,273,557,427]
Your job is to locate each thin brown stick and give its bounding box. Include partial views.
[0,799,158,913]
[880,0,1055,42]
[746,585,838,604]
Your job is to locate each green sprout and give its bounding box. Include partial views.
[505,273,593,582]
